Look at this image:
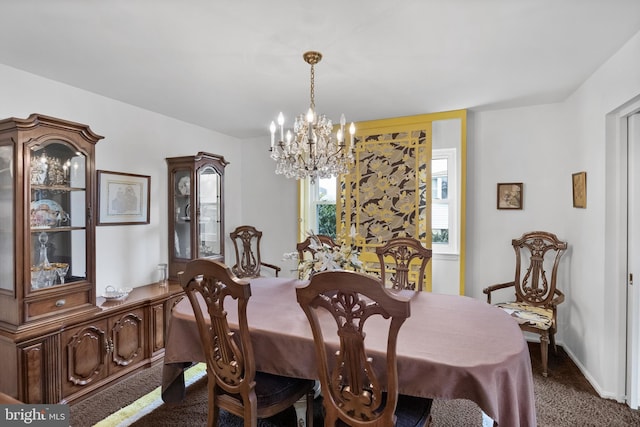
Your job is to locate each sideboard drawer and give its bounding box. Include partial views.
[26,291,91,320]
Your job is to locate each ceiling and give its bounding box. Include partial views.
[1,1,640,139]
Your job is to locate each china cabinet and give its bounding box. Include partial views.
[0,114,103,326]
[166,152,228,279]
[0,114,184,404]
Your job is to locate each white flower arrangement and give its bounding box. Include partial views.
[296,232,364,280]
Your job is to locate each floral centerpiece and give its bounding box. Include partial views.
[294,231,364,280]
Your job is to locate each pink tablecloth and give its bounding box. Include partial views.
[163,277,536,426]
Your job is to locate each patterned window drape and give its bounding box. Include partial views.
[339,118,433,290]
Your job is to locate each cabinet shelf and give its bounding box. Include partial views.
[31,185,85,192]
[31,226,86,233]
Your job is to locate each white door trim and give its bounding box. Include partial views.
[627,112,640,408]
[606,96,640,405]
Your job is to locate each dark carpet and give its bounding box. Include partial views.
[70,343,640,426]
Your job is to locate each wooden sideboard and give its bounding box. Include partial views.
[0,282,184,404]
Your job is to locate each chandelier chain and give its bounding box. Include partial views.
[309,64,315,111]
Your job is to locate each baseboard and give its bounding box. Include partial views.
[526,337,625,403]
[559,343,625,402]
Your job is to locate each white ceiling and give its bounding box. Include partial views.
[1,0,640,139]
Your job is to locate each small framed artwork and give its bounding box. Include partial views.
[572,171,587,208]
[497,182,523,210]
[97,170,150,225]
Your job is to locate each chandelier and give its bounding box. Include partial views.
[269,51,355,183]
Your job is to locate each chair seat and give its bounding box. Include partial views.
[395,394,433,427]
[253,372,315,408]
[335,394,432,427]
[496,302,553,330]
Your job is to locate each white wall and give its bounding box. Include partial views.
[466,102,570,299]
[564,29,640,398]
[239,136,299,277]
[0,64,243,297]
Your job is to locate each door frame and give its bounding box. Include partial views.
[626,110,640,408]
[608,96,640,407]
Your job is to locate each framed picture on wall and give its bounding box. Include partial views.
[497,182,523,210]
[97,170,150,225]
[572,171,587,208]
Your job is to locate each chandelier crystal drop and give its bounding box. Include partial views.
[270,51,355,183]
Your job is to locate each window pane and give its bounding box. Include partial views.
[432,155,449,244]
[318,177,336,202]
[316,204,336,238]
[432,158,448,200]
[432,203,449,244]
[432,229,449,244]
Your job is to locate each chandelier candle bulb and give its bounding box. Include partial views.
[269,121,276,148]
[350,122,356,150]
[277,112,284,141]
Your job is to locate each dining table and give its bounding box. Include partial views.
[161,276,536,426]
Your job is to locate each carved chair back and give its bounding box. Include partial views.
[180,258,312,425]
[230,225,262,278]
[512,231,568,307]
[230,225,279,278]
[375,237,432,292]
[179,259,256,418]
[296,270,410,426]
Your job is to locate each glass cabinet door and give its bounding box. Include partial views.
[0,145,13,291]
[197,166,220,257]
[29,141,87,291]
[172,168,192,260]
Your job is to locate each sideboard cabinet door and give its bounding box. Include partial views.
[61,320,110,398]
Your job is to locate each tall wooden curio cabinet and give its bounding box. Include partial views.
[166,152,228,279]
[0,114,103,327]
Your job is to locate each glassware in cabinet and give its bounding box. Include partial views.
[29,142,88,290]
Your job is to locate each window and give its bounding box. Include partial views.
[301,177,337,239]
[431,148,457,254]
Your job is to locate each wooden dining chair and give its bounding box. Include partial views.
[296,270,432,427]
[375,237,432,292]
[179,259,314,427]
[229,225,281,278]
[296,234,339,260]
[483,231,568,377]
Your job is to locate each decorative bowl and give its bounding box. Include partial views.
[103,285,132,300]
